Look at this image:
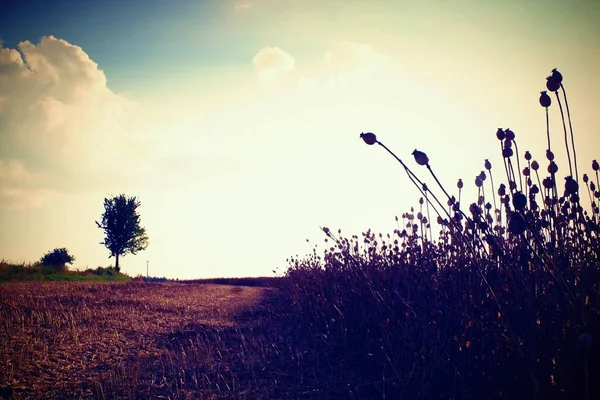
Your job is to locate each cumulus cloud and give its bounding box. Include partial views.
[252,47,295,82]
[0,36,153,209]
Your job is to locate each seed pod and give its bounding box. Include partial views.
[543,177,554,189]
[498,184,506,196]
[412,149,429,166]
[360,132,377,145]
[546,150,555,161]
[457,179,463,189]
[539,91,551,108]
[565,176,578,195]
[524,151,532,161]
[523,167,530,176]
[496,128,505,140]
[485,159,492,170]
[546,75,560,92]
[593,160,599,171]
[551,68,563,85]
[548,162,558,174]
[503,147,514,158]
[531,160,540,171]
[505,129,515,141]
[475,177,483,187]
[583,174,589,183]
[469,203,482,215]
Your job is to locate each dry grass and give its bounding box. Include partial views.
[0,282,295,399]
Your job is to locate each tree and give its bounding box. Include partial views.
[40,247,75,270]
[95,194,149,273]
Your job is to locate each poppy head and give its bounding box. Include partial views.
[360,132,377,145]
[412,149,429,166]
[539,91,551,108]
[564,176,578,195]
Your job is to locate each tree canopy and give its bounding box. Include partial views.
[95,194,149,272]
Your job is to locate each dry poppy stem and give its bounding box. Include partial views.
[545,107,551,153]
[555,91,574,178]
[513,141,524,192]
[561,83,579,182]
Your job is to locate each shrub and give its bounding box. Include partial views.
[40,248,75,271]
[88,266,117,276]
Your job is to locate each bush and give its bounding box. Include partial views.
[40,248,75,271]
[86,266,117,276]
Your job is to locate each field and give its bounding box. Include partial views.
[0,281,300,399]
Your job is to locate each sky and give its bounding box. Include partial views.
[0,0,599,279]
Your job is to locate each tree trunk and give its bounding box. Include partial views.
[115,253,120,273]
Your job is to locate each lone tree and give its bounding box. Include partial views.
[96,194,149,273]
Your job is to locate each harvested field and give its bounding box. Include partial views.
[0,282,295,399]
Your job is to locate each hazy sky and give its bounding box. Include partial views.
[1,0,599,278]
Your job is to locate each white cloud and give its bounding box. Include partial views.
[0,36,155,209]
[252,46,295,82]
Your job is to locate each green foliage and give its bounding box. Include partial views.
[40,247,75,270]
[0,260,131,282]
[86,266,118,277]
[96,194,149,272]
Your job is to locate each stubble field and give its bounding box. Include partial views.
[0,281,300,399]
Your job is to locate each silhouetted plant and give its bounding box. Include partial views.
[95,194,149,273]
[282,69,599,400]
[40,248,75,270]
